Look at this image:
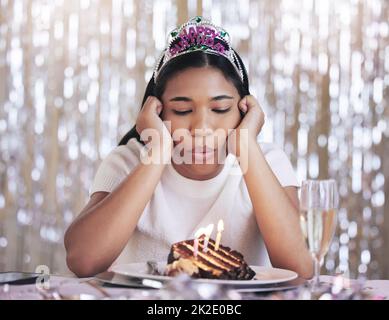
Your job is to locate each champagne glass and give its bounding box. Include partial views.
[299,179,339,290]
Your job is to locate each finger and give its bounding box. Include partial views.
[238,96,248,113]
[142,96,152,108]
[145,96,163,114]
[244,95,258,111]
[153,98,163,115]
[241,95,262,114]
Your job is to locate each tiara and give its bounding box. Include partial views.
[153,16,244,83]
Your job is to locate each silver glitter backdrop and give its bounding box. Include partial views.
[0,0,388,278]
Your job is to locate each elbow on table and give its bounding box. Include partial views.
[296,258,314,280]
[271,253,314,280]
[64,229,102,277]
[66,242,109,278]
[65,251,102,278]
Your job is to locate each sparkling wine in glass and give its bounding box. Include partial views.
[299,179,339,289]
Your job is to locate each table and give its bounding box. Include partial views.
[0,274,388,300]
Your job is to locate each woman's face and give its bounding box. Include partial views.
[161,66,242,180]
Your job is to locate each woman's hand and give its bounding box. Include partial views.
[237,95,265,139]
[228,95,265,157]
[136,96,173,163]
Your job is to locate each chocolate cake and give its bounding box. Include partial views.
[165,235,255,280]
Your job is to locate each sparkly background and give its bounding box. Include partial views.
[0,0,388,278]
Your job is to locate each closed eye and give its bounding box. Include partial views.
[172,107,232,115]
[172,110,192,115]
[212,107,231,114]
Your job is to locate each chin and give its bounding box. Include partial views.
[185,163,223,179]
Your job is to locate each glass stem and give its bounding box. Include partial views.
[313,256,321,289]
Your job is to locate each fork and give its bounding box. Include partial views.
[147,260,160,275]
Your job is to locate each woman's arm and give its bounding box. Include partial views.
[65,96,172,277]
[231,95,313,279]
[239,140,313,278]
[64,161,166,277]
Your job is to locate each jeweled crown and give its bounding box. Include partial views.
[153,16,244,83]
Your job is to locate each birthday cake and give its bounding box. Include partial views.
[165,235,255,280]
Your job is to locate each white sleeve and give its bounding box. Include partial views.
[262,145,300,188]
[89,145,139,196]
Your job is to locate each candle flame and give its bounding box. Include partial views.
[194,223,216,240]
[206,224,214,237]
[194,227,206,238]
[217,219,224,232]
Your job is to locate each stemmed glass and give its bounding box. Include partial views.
[299,179,339,290]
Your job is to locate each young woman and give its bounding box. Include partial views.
[64,17,313,278]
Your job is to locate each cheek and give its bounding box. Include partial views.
[163,115,191,145]
[210,111,241,147]
[218,108,242,131]
[165,117,189,131]
[162,112,185,127]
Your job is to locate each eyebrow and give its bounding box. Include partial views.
[169,95,234,102]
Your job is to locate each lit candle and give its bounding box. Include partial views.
[202,224,214,253]
[214,219,224,251]
[193,228,205,258]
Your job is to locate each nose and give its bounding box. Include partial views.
[190,109,213,137]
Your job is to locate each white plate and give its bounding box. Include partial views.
[110,262,298,286]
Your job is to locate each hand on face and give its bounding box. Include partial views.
[227,95,265,156]
[135,96,173,156]
[237,95,265,138]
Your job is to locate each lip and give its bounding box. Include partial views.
[191,147,216,154]
[190,147,216,162]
